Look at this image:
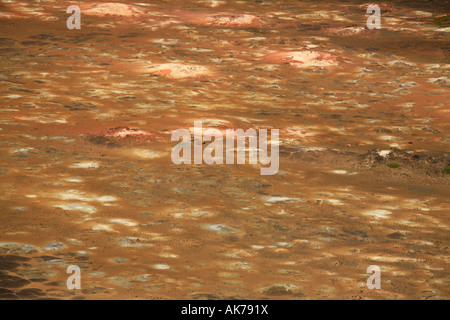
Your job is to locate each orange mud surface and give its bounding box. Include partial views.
[0,0,449,299]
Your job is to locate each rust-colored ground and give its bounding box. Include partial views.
[0,0,449,299]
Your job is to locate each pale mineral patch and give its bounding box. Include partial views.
[57,191,117,203]
[83,3,146,18]
[65,178,83,183]
[325,199,344,206]
[132,149,164,159]
[263,196,299,204]
[205,224,235,233]
[141,63,213,79]
[152,264,171,270]
[70,161,100,169]
[330,170,348,175]
[172,210,214,219]
[185,13,264,27]
[377,150,392,157]
[363,209,392,219]
[264,51,338,69]
[251,245,265,250]
[105,126,153,138]
[110,219,138,227]
[54,203,97,214]
[92,224,116,232]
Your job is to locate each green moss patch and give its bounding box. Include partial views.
[444,166,450,174]
[387,163,400,168]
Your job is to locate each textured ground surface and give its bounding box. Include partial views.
[0,0,449,299]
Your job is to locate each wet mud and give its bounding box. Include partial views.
[0,0,449,299]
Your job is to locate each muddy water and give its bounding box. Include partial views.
[0,0,449,299]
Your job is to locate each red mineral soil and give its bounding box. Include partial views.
[179,12,271,28]
[0,0,449,301]
[263,50,339,69]
[133,63,215,79]
[104,126,155,138]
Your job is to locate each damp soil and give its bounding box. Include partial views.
[0,0,449,299]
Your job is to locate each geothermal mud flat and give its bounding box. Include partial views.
[0,1,449,299]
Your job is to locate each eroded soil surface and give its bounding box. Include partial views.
[0,0,449,299]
